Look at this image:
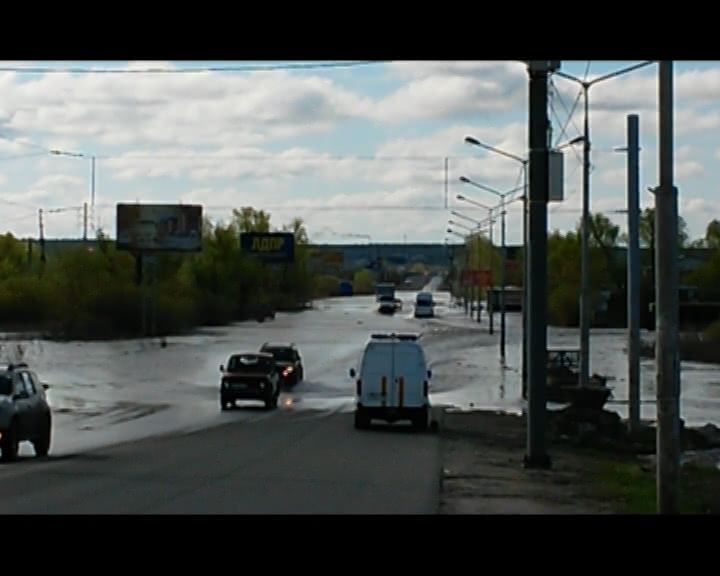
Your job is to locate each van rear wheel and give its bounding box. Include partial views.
[354,408,370,430]
[412,408,428,431]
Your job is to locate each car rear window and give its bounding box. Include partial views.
[227,355,272,373]
[0,375,12,396]
[263,347,295,362]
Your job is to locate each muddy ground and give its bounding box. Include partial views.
[437,409,720,514]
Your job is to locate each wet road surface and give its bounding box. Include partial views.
[0,408,440,514]
[2,287,720,459]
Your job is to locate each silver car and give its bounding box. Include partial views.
[0,363,52,462]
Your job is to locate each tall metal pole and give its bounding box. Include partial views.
[476,235,482,322]
[140,253,147,337]
[655,60,680,515]
[90,156,96,233]
[579,86,591,388]
[488,218,494,334]
[499,200,506,361]
[83,202,88,241]
[522,162,529,398]
[524,61,555,469]
[626,114,641,433]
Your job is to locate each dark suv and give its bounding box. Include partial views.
[0,362,52,462]
[220,353,280,411]
[260,343,304,387]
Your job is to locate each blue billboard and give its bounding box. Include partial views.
[240,232,295,263]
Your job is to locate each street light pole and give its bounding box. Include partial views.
[580,85,591,389]
[447,228,472,311]
[553,61,655,388]
[458,180,523,362]
[464,136,529,393]
[449,219,494,324]
[454,194,495,326]
[51,149,98,235]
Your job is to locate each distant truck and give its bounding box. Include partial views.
[375,283,395,301]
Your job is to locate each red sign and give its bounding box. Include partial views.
[460,269,491,287]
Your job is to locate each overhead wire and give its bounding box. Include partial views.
[0,61,390,75]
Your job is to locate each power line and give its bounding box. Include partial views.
[63,152,480,161]
[0,61,389,75]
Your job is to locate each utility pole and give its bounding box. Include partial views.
[522,170,528,396]
[626,114,641,433]
[524,60,557,469]
[654,61,680,514]
[554,61,655,391]
[90,155,96,233]
[499,197,507,362]
[83,202,88,241]
[579,86,591,388]
[488,219,494,334]
[38,208,46,264]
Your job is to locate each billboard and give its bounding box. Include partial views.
[116,203,203,252]
[240,232,295,264]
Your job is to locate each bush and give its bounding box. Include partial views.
[0,209,322,340]
[353,269,375,294]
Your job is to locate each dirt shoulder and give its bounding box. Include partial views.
[437,409,720,514]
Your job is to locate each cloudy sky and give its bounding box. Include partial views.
[0,60,717,246]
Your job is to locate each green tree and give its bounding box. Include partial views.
[0,207,336,340]
[353,268,375,294]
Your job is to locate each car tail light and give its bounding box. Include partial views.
[356,379,362,395]
[423,380,428,396]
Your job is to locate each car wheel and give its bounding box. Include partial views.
[0,420,19,462]
[33,414,52,457]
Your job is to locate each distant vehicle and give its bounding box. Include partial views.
[377,295,398,315]
[260,342,304,387]
[414,291,435,318]
[254,303,276,323]
[0,362,52,462]
[375,283,395,301]
[336,280,353,297]
[219,353,280,410]
[349,332,432,430]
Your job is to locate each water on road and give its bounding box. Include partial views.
[2,288,719,456]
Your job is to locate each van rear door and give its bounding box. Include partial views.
[392,342,427,408]
[359,342,394,408]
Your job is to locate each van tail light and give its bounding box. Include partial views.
[356,379,362,395]
[423,380,428,396]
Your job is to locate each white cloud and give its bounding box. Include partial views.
[1,60,720,244]
[374,61,527,122]
[2,69,373,151]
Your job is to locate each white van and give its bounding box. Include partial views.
[414,291,434,318]
[349,333,432,430]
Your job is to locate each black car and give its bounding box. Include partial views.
[254,303,276,323]
[219,353,280,411]
[378,296,397,315]
[0,362,52,462]
[260,343,304,387]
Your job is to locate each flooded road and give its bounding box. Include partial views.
[2,289,719,456]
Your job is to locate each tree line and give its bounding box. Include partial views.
[0,207,359,341]
[451,209,720,337]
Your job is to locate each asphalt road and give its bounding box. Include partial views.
[0,408,441,514]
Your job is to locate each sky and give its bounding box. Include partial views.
[0,59,718,246]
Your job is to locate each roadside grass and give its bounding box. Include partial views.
[571,449,720,514]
